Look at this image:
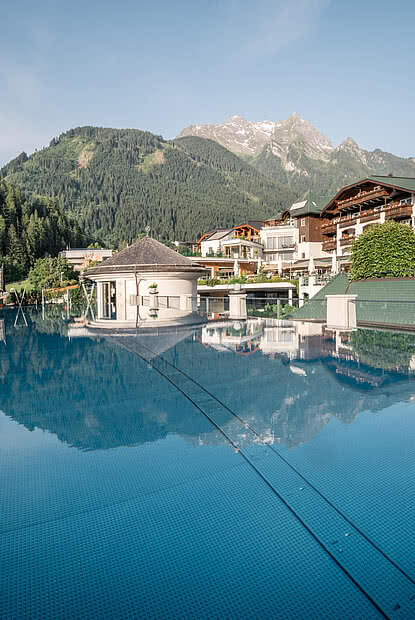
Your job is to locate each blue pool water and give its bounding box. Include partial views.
[1,310,415,618]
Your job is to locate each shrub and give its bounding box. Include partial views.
[350,221,415,280]
[27,257,79,292]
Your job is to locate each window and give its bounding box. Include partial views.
[102,281,117,320]
[279,236,294,249]
[301,218,306,226]
[301,235,306,243]
[266,237,276,249]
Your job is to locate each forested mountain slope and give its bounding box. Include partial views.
[0,181,84,281]
[1,127,291,245]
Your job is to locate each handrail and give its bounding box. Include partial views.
[322,201,413,229]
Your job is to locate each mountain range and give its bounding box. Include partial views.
[179,113,415,196]
[1,115,415,245]
[1,127,289,245]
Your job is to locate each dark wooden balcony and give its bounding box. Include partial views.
[322,240,337,251]
[360,211,381,223]
[321,221,336,234]
[336,187,389,210]
[340,237,355,247]
[339,217,359,228]
[384,203,413,220]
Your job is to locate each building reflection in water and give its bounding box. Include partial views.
[2,308,415,452]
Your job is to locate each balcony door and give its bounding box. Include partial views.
[102,281,117,319]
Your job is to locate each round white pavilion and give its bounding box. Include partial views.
[84,237,207,328]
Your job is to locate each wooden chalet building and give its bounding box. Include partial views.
[194,222,264,278]
[320,176,415,260]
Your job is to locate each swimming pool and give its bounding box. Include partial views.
[1,310,415,618]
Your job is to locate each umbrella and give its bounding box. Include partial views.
[308,254,315,274]
[331,251,338,274]
[233,259,239,276]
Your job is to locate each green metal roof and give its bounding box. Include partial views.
[368,176,415,193]
[290,193,331,217]
[292,274,415,328]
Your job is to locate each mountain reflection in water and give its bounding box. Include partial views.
[2,309,415,451]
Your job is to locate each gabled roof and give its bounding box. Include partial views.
[264,212,284,223]
[85,237,206,275]
[321,176,415,216]
[369,175,415,192]
[235,220,264,231]
[204,229,233,241]
[289,193,330,217]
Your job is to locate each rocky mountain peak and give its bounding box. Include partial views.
[335,137,367,165]
[338,137,361,150]
[228,114,246,122]
[178,113,333,161]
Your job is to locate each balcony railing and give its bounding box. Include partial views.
[336,187,388,209]
[300,274,334,287]
[264,219,296,228]
[321,200,413,229]
[321,221,336,234]
[384,204,413,220]
[360,212,381,224]
[339,217,359,228]
[322,240,336,251]
[264,244,295,251]
[340,237,355,246]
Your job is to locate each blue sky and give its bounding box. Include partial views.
[1,0,414,166]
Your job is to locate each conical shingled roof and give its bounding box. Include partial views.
[85,237,206,276]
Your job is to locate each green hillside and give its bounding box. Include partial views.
[0,181,84,282]
[1,127,292,245]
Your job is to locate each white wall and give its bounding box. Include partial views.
[201,233,233,257]
[260,225,298,248]
[96,272,199,325]
[297,241,329,260]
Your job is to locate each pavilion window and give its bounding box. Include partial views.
[102,281,117,320]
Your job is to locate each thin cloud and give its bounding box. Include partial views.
[226,0,329,60]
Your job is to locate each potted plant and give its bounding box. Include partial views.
[148,282,158,294]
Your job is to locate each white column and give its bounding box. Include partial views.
[229,292,247,319]
[180,295,193,311]
[326,295,357,329]
[97,282,104,319]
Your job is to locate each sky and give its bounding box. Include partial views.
[1,0,415,166]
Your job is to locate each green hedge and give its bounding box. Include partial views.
[350,221,415,280]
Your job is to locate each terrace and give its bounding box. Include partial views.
[222,238,263,259]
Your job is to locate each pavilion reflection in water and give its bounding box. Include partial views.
[2,308,415,451]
